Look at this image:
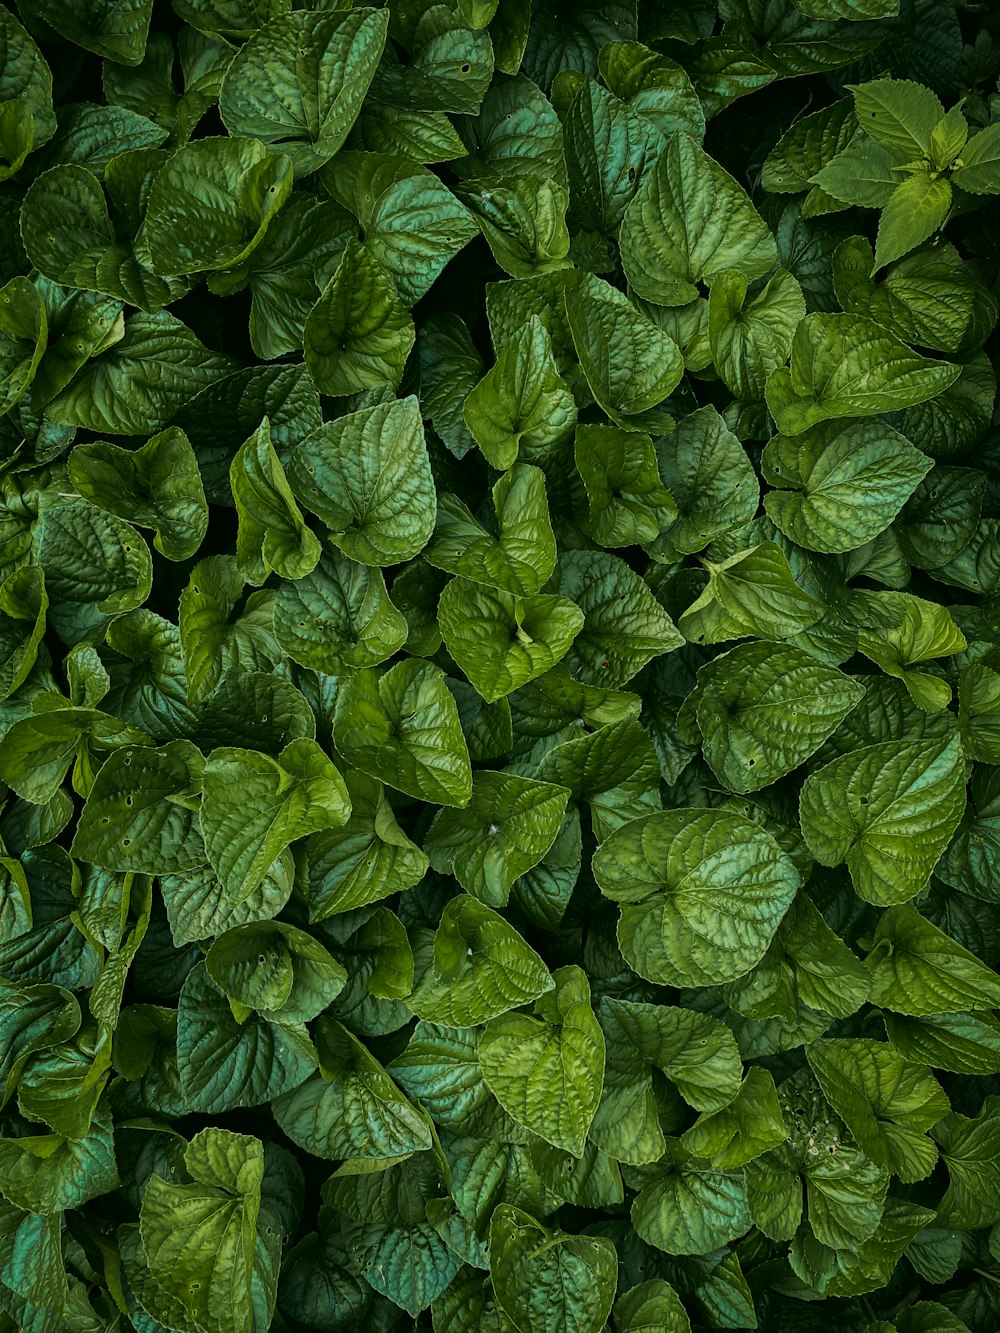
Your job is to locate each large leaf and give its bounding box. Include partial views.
[799,735,967,905]
[620,132,777,306]
[219,8,388,174]
[288,396,434,566]
[593,808,800,986]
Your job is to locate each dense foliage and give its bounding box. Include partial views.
[3,0,1000,1330]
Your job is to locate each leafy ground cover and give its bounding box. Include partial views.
[2,0,1000,1330]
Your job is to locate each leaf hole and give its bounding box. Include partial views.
[258,954,266,963]
[122,838,131,846]
[627,166,636,182]
[747,757,756,767]
[859,796,869,806]
[126,795,133,806]
[461,63,471,73]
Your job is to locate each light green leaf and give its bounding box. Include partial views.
[479,966,604,1156]
[333,658,472,807]
[201,739,350,903]
[533,717,661,840]
[799,735,967,905]
[848,78,945,158]
[463,315,577,469]
[272,1016,431,1162]
[302,238,415,395]
[764,314,960,436]
[322,150,477,305]
[490,1204,617,1333]
[460,175,572,278]
[574,425,676,548]
[274,546,407,674]
[692,642,865,792]
[0,1098,118,1215]
[867,904,1000,1015]
[140,136,292,276]
[952,122,1000,195]
[230,418,320,585]
[438,576,584,704]
[884,1010,1000,1076]
[708,268,805,402]
[858,594,966,712]
[177,556,281,705]
[874,173,951,272]
[219,8,388,174]
[810,135,909,209]
[681,1066,787,1170]
[160,853,294,948]
[288,395,434,566]
[648,406,759,561]
[563,75,664,237]
[72,740,206,875]
[425,464,557,596]
[205,920,345,1023]
[565,273,684,433]
[593,808,800,987]
[591,998,742,1165]
[139,1128,263,1333]
[304,770,427,921]
[598,40,704,140]
[620,131,777,306]
[406,894,553,1027]
[68,427,207,562]
[632,1140,750,1256]
[807,1038,948,1182]
[762,98,856,195]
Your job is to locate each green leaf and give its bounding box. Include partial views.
[205,920,345,1023]
[884,1010,1000,1076]
[322,150,476,305]
[565,273,684,432]
[479,966,604,1156]
[273,545,407,674]
[0,567,47,701]
[874,173,952,272]
[272,1016,431,1162]
[423,771,570,907]
[937,765,1000,901]
[952,122,1000,195]
[176,962,317,1113]
[333,658,472,807]
[762,98,856,195]
[302,238,415,395]
[490,1203,618,1333]
[563,75,663,237]
[932,1098,1000,1228]
[288,395,434,566]
[681,1066,788,1170]
[219,8,388,174]
[866,903,1000,1015]
[44,309,234,435]
[161,854,294,948]
[593,808,800,987]
[460,175,572,278]
[39,0,153,64]
[304,770,428,921]
[558,550,683,687]
[810,135,909,209]
[708,267,805,402]
[0,1098,118,1214]
[139,1128,263,1333]
[765,313,960,436]
[857,594,966,712]
[0,980,81,1106]
[140,136,292,276]
[177,556,281,705]
[648,406,759,561]
[591,998,742,1165]
[598,40,704,140]
[620,131,777,307]
[632,1140,750,1257]
[574,424,677,548]
[425,464,557,596]
[799,735,967,905]
[438,576,585,704]
[463,314,577,469]
[230,418,320,585]
[533,717,661,839]
[807,1038,948,1182]
[201,740,350,903]
[613,1278,691,1333]
[691,642,865,792]
[406,894,552,1027]
[0,8,55,147]
[848,78,945,158]
[72,740,206,875]
[678,542,825,646]
[762,418,933,553]
[0,276,46,415]
[68,427,208,562]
